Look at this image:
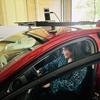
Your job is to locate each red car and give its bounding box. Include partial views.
[0,24,100,100]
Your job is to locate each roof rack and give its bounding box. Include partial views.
[16,21,100,26]
[16,21,100,33]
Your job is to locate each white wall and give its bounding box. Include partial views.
[35,0,62,21]
[0,0,64,25]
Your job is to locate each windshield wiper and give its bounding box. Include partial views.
[0,40,15,44]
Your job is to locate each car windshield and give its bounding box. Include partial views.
[0,28,48,71]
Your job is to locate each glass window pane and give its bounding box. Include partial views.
[72,0,100,22]
[36,39,95,74]
[0,28,48,71]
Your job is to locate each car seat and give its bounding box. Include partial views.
[78,42,96,99]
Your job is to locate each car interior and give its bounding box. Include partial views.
[24,40,97,100]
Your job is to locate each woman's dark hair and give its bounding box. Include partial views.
[63,46,73,52]
[63,45,76,60]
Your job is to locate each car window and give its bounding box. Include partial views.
[35,38,96,74]
[0,28,48,71]
[0,34,37,71]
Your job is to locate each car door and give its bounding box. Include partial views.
[1,53,100,100]
[1,36,99,100]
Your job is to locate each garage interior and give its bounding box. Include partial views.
[0,0,100,100]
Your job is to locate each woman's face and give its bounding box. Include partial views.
[62,48,72,59]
